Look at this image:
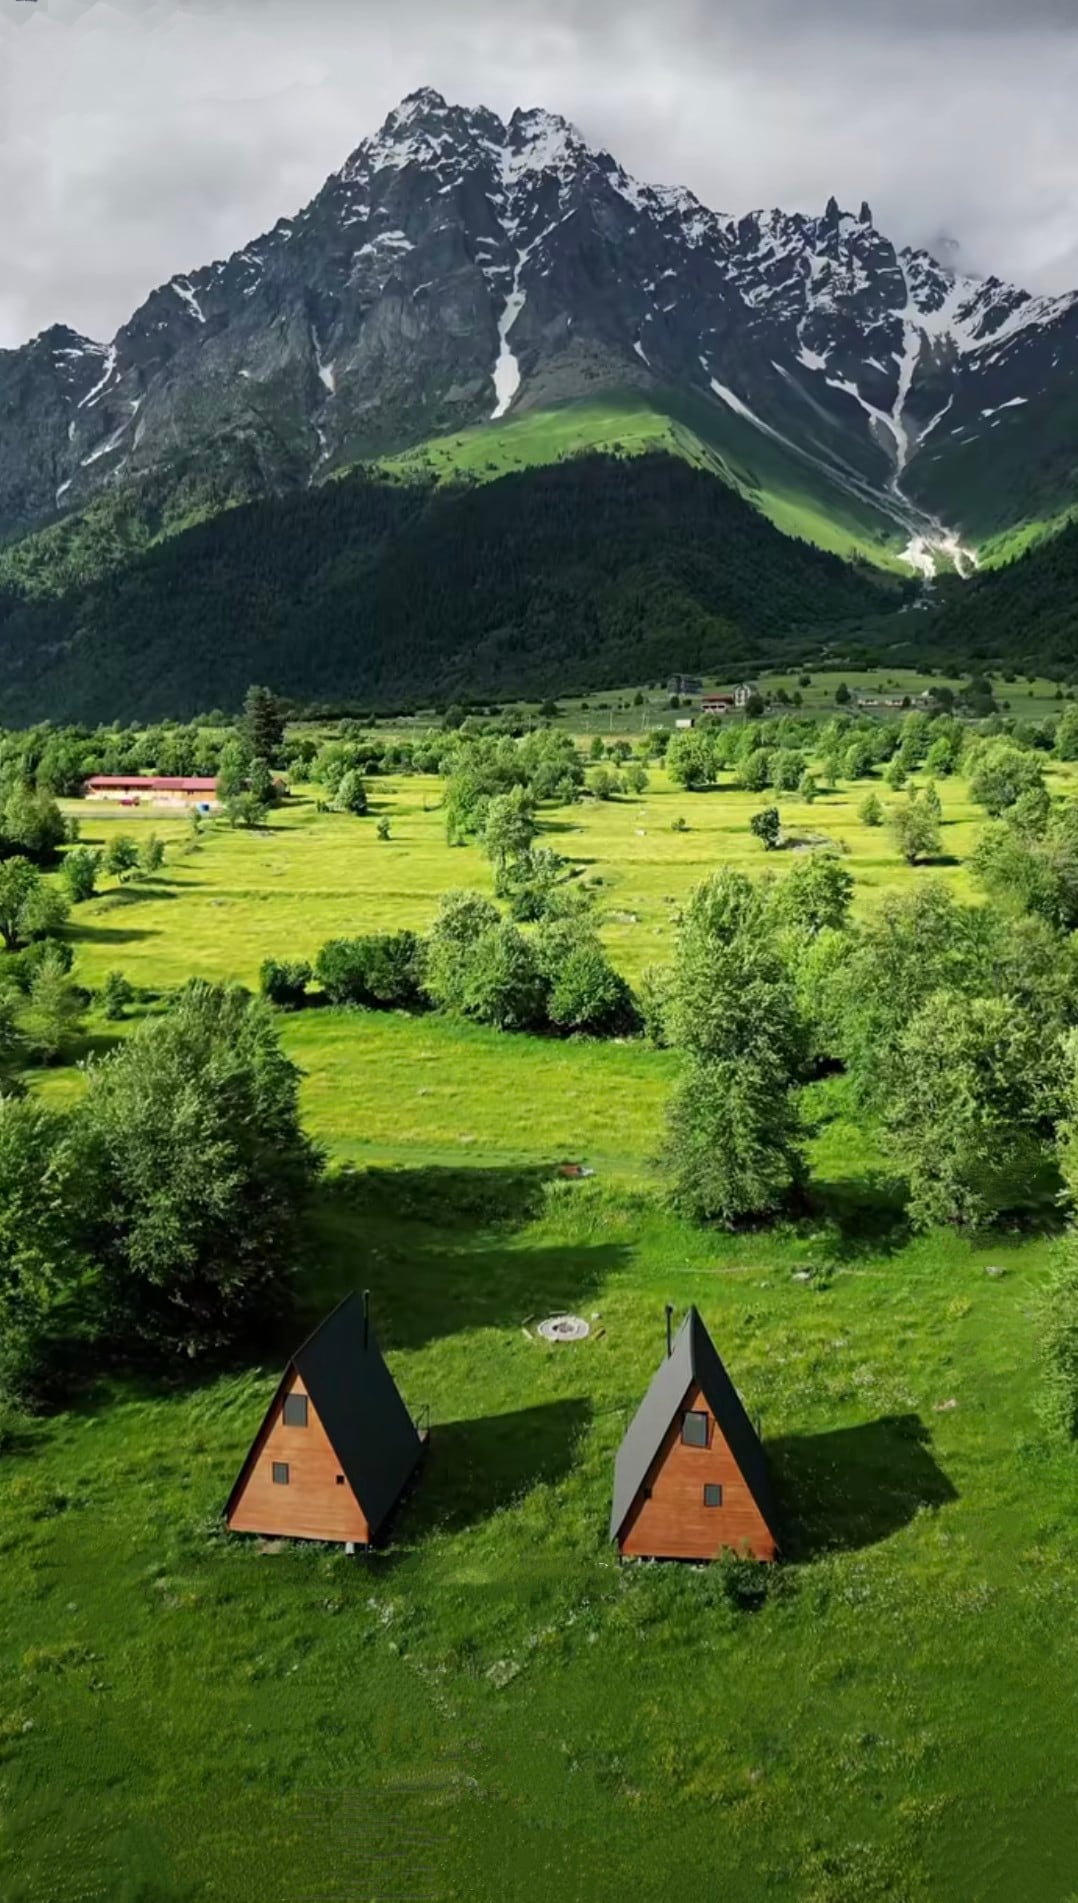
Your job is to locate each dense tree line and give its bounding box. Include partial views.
[0,455,896,722]
[656,849,1078,1238]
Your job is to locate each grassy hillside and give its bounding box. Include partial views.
[375,385,913,571]
[7,762,1078,1900]
[0,453,899,723]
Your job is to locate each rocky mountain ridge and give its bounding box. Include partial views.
[2,86,1076,567]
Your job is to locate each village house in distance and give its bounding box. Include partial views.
[610,1306,778,1562]
[225,1292,426,1550]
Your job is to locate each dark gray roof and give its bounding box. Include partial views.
[228,1292,422,1538]
[609,1306,777,1543]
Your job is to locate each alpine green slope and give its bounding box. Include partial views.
[374,385,912,573]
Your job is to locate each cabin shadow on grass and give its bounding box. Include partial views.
[309,1167,628,1352]
[769,1413,957,1560]
[404,1398,593,1537]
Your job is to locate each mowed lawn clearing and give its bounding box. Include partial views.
[4,757,1078,1899]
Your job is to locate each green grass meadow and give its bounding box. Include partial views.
[5,759,1078,1900]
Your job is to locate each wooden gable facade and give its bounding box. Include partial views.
[610,1307,778,1563]
[225,1292,424,1547]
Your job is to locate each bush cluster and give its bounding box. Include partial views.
[259,895,638,1040]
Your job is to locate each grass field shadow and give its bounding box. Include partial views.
[65,923,160,945]
[810,1171,911,1261]
[406,1398,592,1536]
[311,1168,628,1350]
[770,1412,957,1560]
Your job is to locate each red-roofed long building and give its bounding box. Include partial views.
[84,776,219,809]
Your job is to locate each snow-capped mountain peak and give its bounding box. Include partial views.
[3,87,1078,575]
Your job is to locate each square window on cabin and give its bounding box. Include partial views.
[282,1393,309,1428]
[272,1462,290,1486]
[704,1484,724,1509]
[681,1410,709,1448]
[335,1474,345,1486]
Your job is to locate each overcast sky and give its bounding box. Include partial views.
[1,0,1077,348]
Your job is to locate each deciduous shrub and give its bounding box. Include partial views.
[538,923,638,1037]
[315,933,424,1010]
[259,959,312,1010]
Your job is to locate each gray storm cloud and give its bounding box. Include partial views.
[0,0,1076,347]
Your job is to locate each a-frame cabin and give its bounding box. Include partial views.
[225,1291,424,1547]
[610,1306,778,1562]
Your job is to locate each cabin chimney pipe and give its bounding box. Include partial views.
[665,1304,674,1358]
[362,1288,370,1349]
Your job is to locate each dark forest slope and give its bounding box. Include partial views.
[0,454,899,721]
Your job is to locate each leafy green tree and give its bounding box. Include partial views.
[62,847,102,904]
[502,846,573,923]
[1056,705,1078,762]
[925,735,957,777]
[588,765,621,801]
[225,791,268,830]
[102,970,135,1021]
[920,779,943,825]
[258,960,311,1010]
[835,884,989,1109]
[885,990,1061,1229]
[739,748,774,793]
[891,793,941,865]
[484,786,537,886]
[0,785,66,863]
[798,771,819,804]
[968,742,1045,818]
[137,834,165,878]
[859,792,884,827]
[623,762,649,796]
[772,854,854,936]
[750,807,782,852]
[666,729,717,791]
[248,756,276,808]
[376,817,391,841]
[842,737,873,780]
[668,868,802,1070]
[0,859,63,952]
[78,980,321,1358]
[458,924,549,1032]
[884,757,908,791]
[103,835,139,880]
[770,749,806,792]
[418,892,500,1014]
[666,1054,805,1226]
[0,1097,95,1403]
[314,934,424,1010]
[538,922,637,1037]
[215,740,250,802]
[241,685,285,765]
[18,948,83,1066]
[835,682,851,706]
[335,769,368,816]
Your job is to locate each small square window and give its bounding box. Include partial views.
[272,1461,290,1486]
[282,1393,308,1428]
[704,1483,723,1509]
[681,1410,709,1448]
[335,1474,345,1486]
